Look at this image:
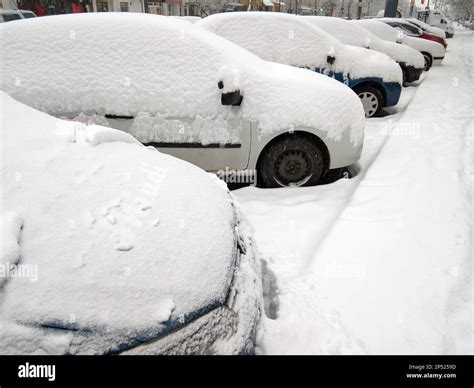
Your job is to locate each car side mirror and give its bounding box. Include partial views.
[218,81,243,106]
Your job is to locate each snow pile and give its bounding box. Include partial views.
[198,12,402,84]
[0,212,23,268]
[305,16,424,68]
[84,125,139,147]
[0,212,23,287]
[0,13,364,147]
[0,91,242,354]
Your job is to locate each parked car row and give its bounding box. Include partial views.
[0,11,454,354]
[1,12,449,191]
[355,19,446,71]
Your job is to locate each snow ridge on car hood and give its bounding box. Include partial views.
[0,13,364,148]
[0,92,237,353]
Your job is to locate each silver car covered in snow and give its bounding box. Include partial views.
[0,13,365,188]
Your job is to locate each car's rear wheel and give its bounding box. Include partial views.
[422,52,432,71]
[353,85,384,118]
[258,135,325,188]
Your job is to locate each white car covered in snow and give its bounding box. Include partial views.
[0,13,365,188]
[304,16,425,85]
[198,12,403,118]
[404,17,446,39]
[355,19,446,71]
[0,91,261,355]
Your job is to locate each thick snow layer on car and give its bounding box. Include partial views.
[0,13,364,147]
[305,16,424,68]
[355,19,401,42]
[0,92,241,353]
[198,12,402,84]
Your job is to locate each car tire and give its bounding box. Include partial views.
[353,85,384,118]
[422,53,432,71]
[258,135,325,188]
[402,67,408,87]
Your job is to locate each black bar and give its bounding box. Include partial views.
[144,142,241,149]
[0,355,471,386]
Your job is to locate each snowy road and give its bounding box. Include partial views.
[234,26,473,355]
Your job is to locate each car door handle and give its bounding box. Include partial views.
[105,114,135,120]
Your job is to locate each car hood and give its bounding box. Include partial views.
[239,61,366,147]
[0,92,238,354]
[369,39,425,69]
[340,45,402,84]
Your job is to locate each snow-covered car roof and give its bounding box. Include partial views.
[305,16,424,68]
[354,19,402,43]
[0,91,240,354]
[198,12,401,84]
[0,13,364,147]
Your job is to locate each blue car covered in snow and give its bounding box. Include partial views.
[198,12,403,118]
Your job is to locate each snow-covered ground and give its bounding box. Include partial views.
[234,26,473,355]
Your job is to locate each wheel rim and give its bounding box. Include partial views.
[358,91,379,118]
[423,55,430,70]
[272,149,313,187]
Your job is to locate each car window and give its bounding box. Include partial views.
[21,12,36,18]
[391,23,418,37]
[2,13,22,22]
[401,23,420,35]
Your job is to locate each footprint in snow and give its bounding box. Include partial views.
[116,243,133,252]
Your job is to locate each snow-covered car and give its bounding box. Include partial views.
[0,9,24,22]
[171,15,201,23]
[403,17,446,39]
[20,9,36,18]
[0,13,365,188]
[424,10,454,38]
[379,17,447,49]
[304,16,424,85]
[0,91,262,355]
[198,12,402,118]
[354,19,445,71]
